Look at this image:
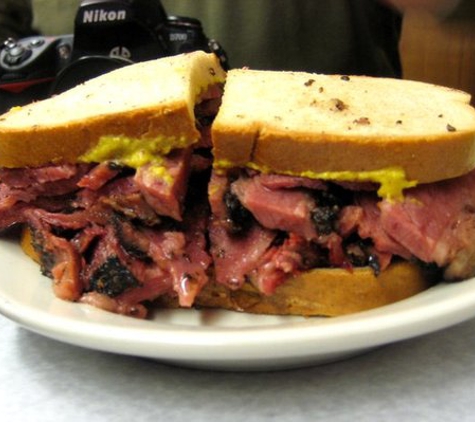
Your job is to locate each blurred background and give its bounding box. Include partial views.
[11,0,475,103]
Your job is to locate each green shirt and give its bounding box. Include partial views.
[14,0,475,77]
[15,0,404,77]
[162,0,403,77]
[0,0,36,42]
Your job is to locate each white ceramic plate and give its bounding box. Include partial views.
[2,235,475,371]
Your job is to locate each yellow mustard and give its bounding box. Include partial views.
[214,160,417,201]
[79,134,192,185]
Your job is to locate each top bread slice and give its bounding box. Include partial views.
[212,69,475,184]
[0,51,226,168]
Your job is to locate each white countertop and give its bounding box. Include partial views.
[2,313,475,422]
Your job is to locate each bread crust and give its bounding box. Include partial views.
[212,70,475,184]
[252,130,475,184]
[20,227,431,316]
[0,106,197,168]
[0,52,226,168]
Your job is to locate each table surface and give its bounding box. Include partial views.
[2,312,475,422]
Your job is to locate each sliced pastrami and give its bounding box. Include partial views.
[254,233,321,295]
[194,84,223,149]
[77,162,120,190]
[25,209,84,301]
[209,218,277,289]
[0,164,90,210]
[134,148,192,221]
[377,170,475,280]
[231,175,318,240]
[257,173,327,191]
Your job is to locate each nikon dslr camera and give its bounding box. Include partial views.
[0,0,228,113]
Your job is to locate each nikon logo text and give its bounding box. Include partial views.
[83,9,127,23]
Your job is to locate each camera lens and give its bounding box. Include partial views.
[50,56,132,95]
[167,16,202,29]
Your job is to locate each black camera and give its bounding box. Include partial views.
[0,0,228,114]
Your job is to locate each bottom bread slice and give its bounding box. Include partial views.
[157,261,432,316]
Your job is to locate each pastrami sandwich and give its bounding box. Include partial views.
[1,57,475,318]
[0,51,226,318]
[182,69,475,316]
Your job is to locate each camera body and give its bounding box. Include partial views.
[0,0,227,113]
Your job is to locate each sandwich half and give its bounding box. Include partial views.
[3,62,475,318]
[179,69,475,316]
[0,51,226,318]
